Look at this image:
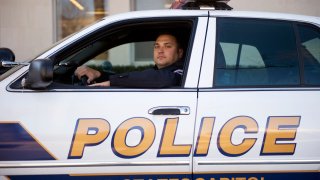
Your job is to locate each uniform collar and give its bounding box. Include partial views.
[154,60,183,70]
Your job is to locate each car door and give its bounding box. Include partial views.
[193,16,320,179]
[0,14,209,179]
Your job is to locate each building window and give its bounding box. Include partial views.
[134,0,173,10]
[55,0,171,65]
[56,0,108,40]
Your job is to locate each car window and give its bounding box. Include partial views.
[214,18,300,87]
[298,24,320,85]
[220,43,265,68]
[84,42,154,75]
[11,18,194,90]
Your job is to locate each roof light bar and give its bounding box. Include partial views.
[174,0,233,10]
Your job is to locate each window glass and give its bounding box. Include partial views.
[56,0,108,40]
[134,0,172,10]
[220,43,265,68]
[214,18,300,87]
[298,25,320,85]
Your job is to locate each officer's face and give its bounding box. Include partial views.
[153,34,183,69]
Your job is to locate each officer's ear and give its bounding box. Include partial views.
[178,48,184,59]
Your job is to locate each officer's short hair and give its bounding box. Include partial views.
[156,31,183,50]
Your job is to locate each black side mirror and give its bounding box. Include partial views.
[22,59,53,89]
[0,48,15,62]
[0,48,16,75]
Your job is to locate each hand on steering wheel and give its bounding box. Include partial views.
[80,75,89,86]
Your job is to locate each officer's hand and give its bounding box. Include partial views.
[89,81,111,87]
[75,66,101,84]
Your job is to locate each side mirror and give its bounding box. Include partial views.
[22,59,53,89]
[0,48,16,75]
[0,47,15,62]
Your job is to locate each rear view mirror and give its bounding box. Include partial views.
[22,59,53,89]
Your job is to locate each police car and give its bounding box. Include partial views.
[0,0,319,179]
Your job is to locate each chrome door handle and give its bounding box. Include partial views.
[148,106,190,115]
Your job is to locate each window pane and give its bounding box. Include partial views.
[298,25,320,85]
[215,18,300,87]
[56,0,108,40]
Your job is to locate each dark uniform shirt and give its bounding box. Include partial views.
[108,62,183,88]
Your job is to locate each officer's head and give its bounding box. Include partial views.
[153,33,184,69]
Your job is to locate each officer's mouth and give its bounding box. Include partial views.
[157,56,166,60]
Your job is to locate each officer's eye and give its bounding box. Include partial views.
[165,44,173,48]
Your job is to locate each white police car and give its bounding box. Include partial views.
[0,0,319,179]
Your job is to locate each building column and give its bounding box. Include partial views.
[108,0,133,65]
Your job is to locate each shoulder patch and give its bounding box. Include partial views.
[174,69,183,75]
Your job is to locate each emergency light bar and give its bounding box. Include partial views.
[173,0,233,10]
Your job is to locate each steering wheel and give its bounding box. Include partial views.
[80,75,89,86]
[73,69,115,86]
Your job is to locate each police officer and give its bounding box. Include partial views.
[75,33,184,88]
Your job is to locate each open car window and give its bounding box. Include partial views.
[51,18,194,89]
[9,18,195,90]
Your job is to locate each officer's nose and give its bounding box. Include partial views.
[158,46,164,53]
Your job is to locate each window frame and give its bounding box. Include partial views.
[295,22,320,86]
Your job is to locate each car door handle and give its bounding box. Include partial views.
[148,106,190,115]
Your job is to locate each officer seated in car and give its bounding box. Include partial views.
[75,32,184,88]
